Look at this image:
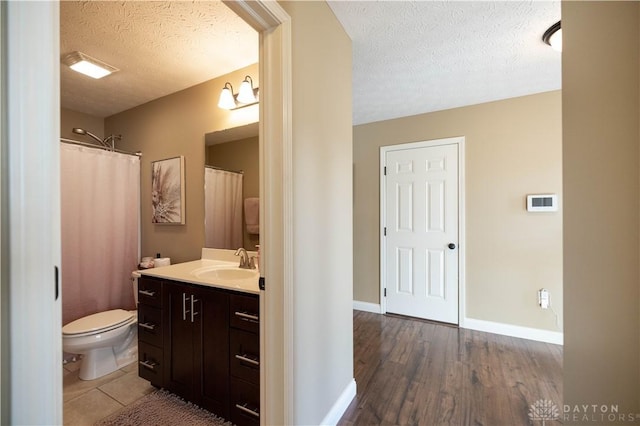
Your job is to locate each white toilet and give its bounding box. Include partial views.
[62,271,141,380]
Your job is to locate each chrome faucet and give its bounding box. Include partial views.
[234,247,256,269]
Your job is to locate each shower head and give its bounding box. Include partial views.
[72,127,105,146]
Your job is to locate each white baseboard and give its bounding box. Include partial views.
[353,300,382,313]
[350,304,562,345]
[463,317,563,345]
[319,378,357,426]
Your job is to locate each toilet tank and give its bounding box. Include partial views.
[131,271,142,305]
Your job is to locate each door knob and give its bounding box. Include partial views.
[448,243,456,250]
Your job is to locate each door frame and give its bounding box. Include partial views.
[2,1,63,423]
[221,2,293,424]
[2,1,294,424]
[380,137,466,326]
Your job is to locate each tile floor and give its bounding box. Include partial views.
[63,358,155,425]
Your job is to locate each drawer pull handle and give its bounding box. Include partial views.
[235,403,260,418]
[235,354,260,366]
[235,311,259,322]
[139,289,156,297]
[139,322,156,331]
[139,360,157,370]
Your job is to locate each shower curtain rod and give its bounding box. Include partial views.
[60,138,142,157]
[205,165,244,174]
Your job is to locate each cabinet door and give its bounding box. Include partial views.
[163,282,200,402]
[199,287,230,418]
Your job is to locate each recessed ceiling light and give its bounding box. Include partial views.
[61,51,119,79]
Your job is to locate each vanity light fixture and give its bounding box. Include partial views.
[542,21,562,52]
[62,51,119,79]
[217,76,259,110]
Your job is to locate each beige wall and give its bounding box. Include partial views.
[563,1,640,416]
[206,135,259,249]
[104,63,258,264]
[354,91,563,331]
[61,107,104,142]
[279,1,354,424]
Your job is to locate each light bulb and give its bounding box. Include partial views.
[549,28,562,52]
[237,76,256,104]
[218,83,236,109]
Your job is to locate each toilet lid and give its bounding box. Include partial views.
[62,309,134,336]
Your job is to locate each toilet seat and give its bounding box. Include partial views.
[63,309,135,337]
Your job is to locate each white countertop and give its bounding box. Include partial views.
[139,258,260,295]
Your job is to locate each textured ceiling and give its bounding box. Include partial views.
[60,1,258,118]
[61,1,561,126]
[328,1,562,125]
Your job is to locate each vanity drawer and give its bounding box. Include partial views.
[138,305,163,346]
[230,378,260,426]
[230,293,259,333]
[138,341,163,386]
[138,276,163,308]
[230,329,259,385]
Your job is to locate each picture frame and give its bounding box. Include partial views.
[151,156,185,224]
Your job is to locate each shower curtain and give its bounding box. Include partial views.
[204,167,243,249]
[61,143,140,326]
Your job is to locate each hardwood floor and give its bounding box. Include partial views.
[339,311,563,426]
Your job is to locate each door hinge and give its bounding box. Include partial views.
[383,166,387,175]
[383,227,387,236]
[259,276,265,291]
[384,288,387,297]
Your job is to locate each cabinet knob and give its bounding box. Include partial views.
[448,243,456,250]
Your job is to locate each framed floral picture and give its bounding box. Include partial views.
[151,156,185,224]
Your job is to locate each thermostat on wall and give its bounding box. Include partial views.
[527,194,558,212]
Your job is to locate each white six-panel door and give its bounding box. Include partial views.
[382,139,460,324]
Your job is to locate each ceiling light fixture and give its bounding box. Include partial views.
[542,21,562,52]
[218,76,259,110]
[62,51,119,79]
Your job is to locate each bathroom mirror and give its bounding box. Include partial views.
[204,122,259,251]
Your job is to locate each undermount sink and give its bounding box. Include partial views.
[191,265,259,282]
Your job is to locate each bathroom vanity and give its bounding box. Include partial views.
[137,252,260,426]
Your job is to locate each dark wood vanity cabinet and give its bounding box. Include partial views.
[138,276,260,426]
